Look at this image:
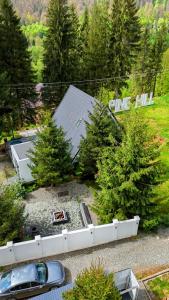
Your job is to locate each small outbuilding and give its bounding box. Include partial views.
[11,141,34,183]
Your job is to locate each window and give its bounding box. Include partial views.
[0,271,11,293]
[36,263,47,284]
[31,282,39,288]
[11,283,30,291]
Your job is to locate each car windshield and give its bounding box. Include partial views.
[36,263,47,284]
[0,271,11,293]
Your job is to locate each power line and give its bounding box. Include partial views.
[1,68,169,90]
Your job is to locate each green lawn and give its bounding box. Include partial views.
[143,95,169,170]
[139,95,169,221]
[147,274,169,299]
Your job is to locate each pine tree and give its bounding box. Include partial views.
[82,1,110,95]
[79,6,89,87]
[0,183,25,246]
[78,103,122,179]
[0,72,9,108]
[0,72,11,135]
[132,22,167,95]
[107,0,140,96]
[63,263,121,300]
[0,0,34,125]
[29,116,72,186]
[156,48,169,96]
[43,0,80,105]
[131,25,152,95]
[93,110,160,226]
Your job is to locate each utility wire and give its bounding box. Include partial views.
[1,68,169,89]
[0,69,169,93]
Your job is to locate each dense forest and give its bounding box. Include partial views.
[12,0,169,23]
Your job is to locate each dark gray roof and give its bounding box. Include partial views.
[53,85,96,158]
[12,141,34,160]
[30,283,74,300]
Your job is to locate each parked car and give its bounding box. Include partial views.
[0,261,65,299]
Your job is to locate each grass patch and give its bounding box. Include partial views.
[147,273,169,299]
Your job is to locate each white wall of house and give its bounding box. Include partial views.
[0,216,140,267]
[11,145,34,183]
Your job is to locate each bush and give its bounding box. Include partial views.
[63,263,121,300]
[142,218,159,232]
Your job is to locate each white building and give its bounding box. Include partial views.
[11,141,34,183]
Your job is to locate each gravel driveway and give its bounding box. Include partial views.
[46,228,169,280]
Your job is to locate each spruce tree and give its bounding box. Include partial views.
[82,1,110,95]
[78,103,122,179]
[107,0,140,96]
[43,0,79,105]
[0,0,34,125]
[29,116,72,186]
[0,183,25,246]
[0,72,11,135]
[79,6,89,88]
[132,22,167,95]
[93,110,160,226]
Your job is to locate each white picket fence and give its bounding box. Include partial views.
[0,216,140,267]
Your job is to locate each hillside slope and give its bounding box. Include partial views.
[12,0,168,23]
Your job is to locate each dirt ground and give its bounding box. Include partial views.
[0,153,16,184]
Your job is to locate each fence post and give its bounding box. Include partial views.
[6,241,16,264]
[133,216,140,235]
[35,235,43,259]
[62,229,69,252]
[88,224,95,246]
[113,219,119,240]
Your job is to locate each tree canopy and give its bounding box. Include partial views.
[63,263,121,300]
[29,116,73,186]
[0,183,25,246]
[93,109,161,228]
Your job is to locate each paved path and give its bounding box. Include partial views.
[48,228,169,281]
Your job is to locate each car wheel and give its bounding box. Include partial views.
[50,287,56,291]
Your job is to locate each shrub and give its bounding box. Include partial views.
[63,263,121,300]
[142,218,159,232]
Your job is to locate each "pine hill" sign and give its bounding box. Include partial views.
[109,92,154,113]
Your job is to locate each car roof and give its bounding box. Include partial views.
[11,264,37,287]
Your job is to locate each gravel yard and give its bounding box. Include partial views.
[45,230,169,280]
[24,181,93,236]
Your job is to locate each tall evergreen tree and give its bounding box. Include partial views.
[78,103,122,179]
[82,1,110,95]
[132,22,167,95]
[93,110,160,226]
[43,0,79,105]
[107,0,140,96]
[29,116,72,186]
[0,0,34,125]
[79,6,89,88]
[0,183,25,246]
